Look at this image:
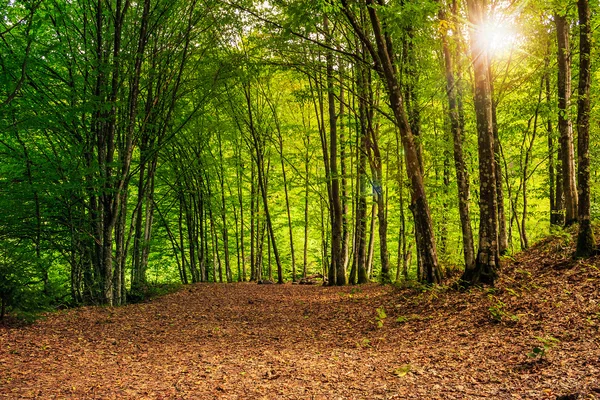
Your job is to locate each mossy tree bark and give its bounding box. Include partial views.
[462,0,499,286]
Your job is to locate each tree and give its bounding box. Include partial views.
[439,2,475,273]
[575,0,595,257]
[461,0,499,286]
[555,10,579,226]
[341,0,442,284]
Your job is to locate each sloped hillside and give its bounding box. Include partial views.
[1,234,599,399]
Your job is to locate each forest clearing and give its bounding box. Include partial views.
[2,234,599,399]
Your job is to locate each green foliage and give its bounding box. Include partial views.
[375,306,387,328]
[487,295,519,323]
[127,283,182,304]
[0,241,51,319]
[392,364,412,377]
[527,336,560,360]
[549,225,573,248]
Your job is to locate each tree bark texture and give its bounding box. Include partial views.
[555,13,579,226]
[462,0,499,286]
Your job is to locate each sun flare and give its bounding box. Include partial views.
[479,14,518,56]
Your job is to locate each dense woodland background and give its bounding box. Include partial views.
[1,0,599,316]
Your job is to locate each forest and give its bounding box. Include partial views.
[1,0,600,397]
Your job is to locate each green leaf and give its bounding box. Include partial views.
[393,365,412,377]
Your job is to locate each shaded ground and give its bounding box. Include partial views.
[1,236,600,399]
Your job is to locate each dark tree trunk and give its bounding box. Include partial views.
[272,105,296,282]
[355,55,370,285]
[462,0,499,286]
[217,131,233,283]
[340,74,350,275]
[576,0,595,257]
[325,16,346,286]
[250,163,256,282]
[303,133,310,279]
[236,143,246,281]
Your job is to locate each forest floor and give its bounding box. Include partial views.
[1,235,600,399]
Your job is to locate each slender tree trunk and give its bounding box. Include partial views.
[395,127,408,282]
[274,119,296,282]
[355,58,369,284]
[320,195,329,282]
[325,16,346,286]
[546,69,560,226]
[217,131,233,283]
[236,143,246,281]
[198,190,207,282]
[576,0,595,257]
[339,72,350,273]
[489,75,509,255]
[232,185,242,282]
[250,163,256,281]
[440,9,475,272]
[303,134,310,279]
[365,0,441,283]
[521,76,545,250]
[244,85,284,284]
[113,190,127,305]
[208,200,222,283]
[132,140,147,289]
[555,13,578,226]
[366,201,377,279]
[364,86,390,282]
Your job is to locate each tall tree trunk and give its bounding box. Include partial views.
[462,0,499,286]
[236,140,246,281]
[178,193,189,285]
[575,0,595,257]
[320,195,329,282]
[272,108,297,282]
[555,13,579,226]
[217,130,233,283]
[339,71,350,273]
[395,126,409,282]
[113,190,127,305]
[364,81,390,282]
[303,133,310,279]
[325,16,345,286]
[440,7,475,272]
[521,76,545,250]
[208,199,222,283]
[244,85,283,284]
[354,54,370,284]
[341,0,442,283]
[546,68,560,226]
[250,163,256,281]
[489,76,509,255]
[366,201,377,279]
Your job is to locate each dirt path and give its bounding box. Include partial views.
[1,242,600,399]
